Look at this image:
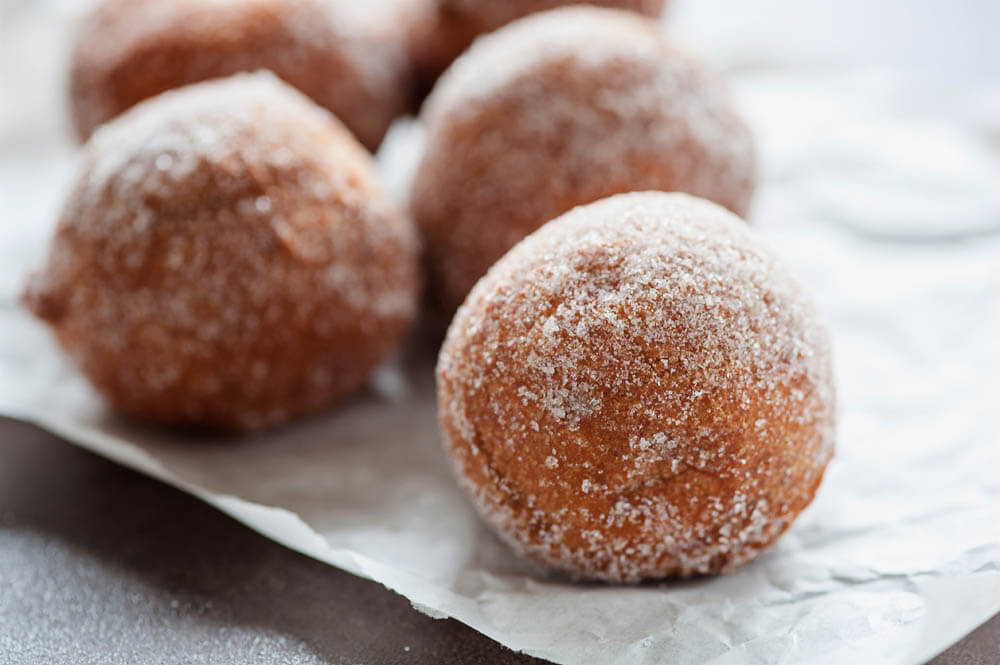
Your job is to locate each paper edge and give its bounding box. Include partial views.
[2,403,998,665]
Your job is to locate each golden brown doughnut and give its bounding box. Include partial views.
[411,7,757,316]
[437,192,834,581]
[25,73,420,431]
[69,0,413,150]
[407,0,668,97]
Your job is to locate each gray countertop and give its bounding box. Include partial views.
[0,417,995,665]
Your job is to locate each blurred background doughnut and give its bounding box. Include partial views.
[411,6,756,317]
[406,0,668,102]
[69,0,415,150]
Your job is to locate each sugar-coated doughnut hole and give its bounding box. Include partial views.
[26,73,421,430]
[411,6,757,316]
[437,192,834,581]
[407,0,668,99]
[69,0,414,150]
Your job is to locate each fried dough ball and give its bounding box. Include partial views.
[25,73,420,430]
[437,192,834,581]
[69,0,413,149]
[411,7,757,315]
[408,0,668,95]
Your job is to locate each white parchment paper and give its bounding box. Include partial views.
[2,5,999,665]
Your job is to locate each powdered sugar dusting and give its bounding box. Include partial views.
[25,73,419,429]
[437,192,835,581]
[412,6,757,314]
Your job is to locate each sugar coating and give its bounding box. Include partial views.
[437,192,835,582]
[412,6,757,315]
[424,6,672,116]
[25,73,420,430]
[70,0,413,149]
[407,0,667,89]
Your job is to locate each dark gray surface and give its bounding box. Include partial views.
[927,616,1000,665]
[0,416,995,665]
[0,418,544,665]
